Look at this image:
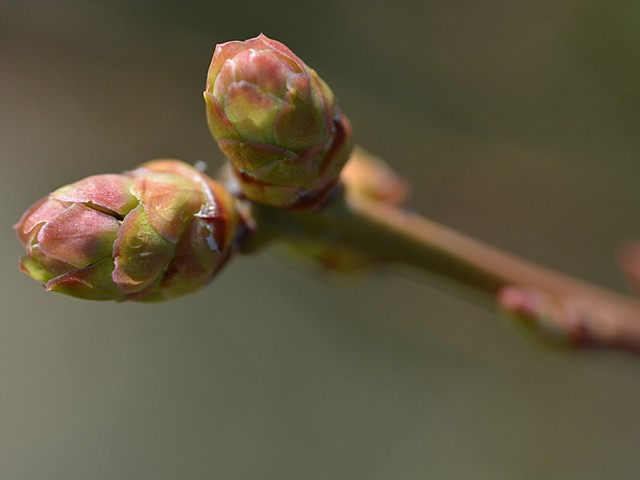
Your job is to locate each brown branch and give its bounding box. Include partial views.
[351,194,640,353]
[248,189,640,355]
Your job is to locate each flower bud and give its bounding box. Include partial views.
[204,33,353,208]
[15,160,240,301]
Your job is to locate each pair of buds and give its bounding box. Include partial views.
[14,35,368,301]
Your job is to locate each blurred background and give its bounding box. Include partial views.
[2,0,640,478]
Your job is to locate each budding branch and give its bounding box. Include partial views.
[245,185,640,355]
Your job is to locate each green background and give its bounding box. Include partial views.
[2,0,640,478]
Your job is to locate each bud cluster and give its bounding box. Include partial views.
[15,34,394,301]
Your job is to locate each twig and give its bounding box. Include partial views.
[246,187,640,355]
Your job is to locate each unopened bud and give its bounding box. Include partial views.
[341,147,409,205]
[282,148,409,273]
[15,160,240,301]
[204,34,353,208]
[497,286,591,348]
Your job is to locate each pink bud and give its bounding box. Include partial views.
[15,160,241,301]
[204,34,353,208]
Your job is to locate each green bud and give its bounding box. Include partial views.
[204,33,353,208]
[15,160,240,301]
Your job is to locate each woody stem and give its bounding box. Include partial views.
[245,188,640,355]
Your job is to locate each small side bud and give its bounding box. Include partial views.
[617,241,640,296]
[204,33,353,208]
[341,147,409,205]
[15,160,241,301]
[497,286,592,348]
[282,149,409,273]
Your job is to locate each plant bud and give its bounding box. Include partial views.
[341,147,409,205]
[497,286,589,348]
[283,149,409,273]
[204,33,353,208]
[15,160,240,301]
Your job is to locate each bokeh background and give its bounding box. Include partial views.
[2,0,640,478]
